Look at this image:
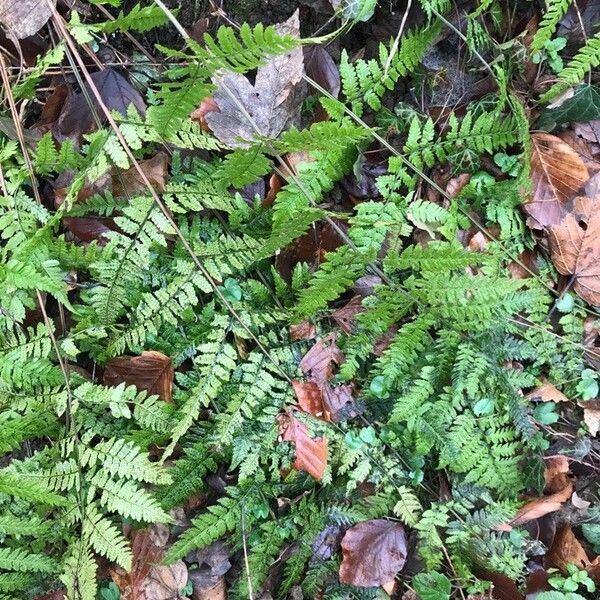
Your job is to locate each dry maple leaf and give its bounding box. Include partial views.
[339,519,407,587]
[277,412,328,480]
[0,0,56,39]
[548,196,600,306]
[524,133,589,229]
[205,11,305,148]
[103,351,174,403]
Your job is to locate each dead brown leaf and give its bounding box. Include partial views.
[0,0,56,39]
[524,133,589,229]
[299,333,344,387]
[113,153,169,198]
[289,321,316,341]
[103,350,174,403]
[584,407,600,436]
[339,519,407,587]
[292,380,329,421]
[191,96,220,132]
[278,412,328,480]
[54,69,145,145]
[205,11,305,148]
[546,526,590,573]
[525,382,569,403]
[142,562,188,600]
[331,296,364,334]
[498,456,572,531]
[548,196,600,305]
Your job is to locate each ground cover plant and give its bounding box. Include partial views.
[0,0,600,598]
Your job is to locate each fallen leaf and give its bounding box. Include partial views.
[548,196,600,305]
[0,0,56,39]
[584,407,600,435]
[191,96,220,132]
[507,250,539,280]
[188,541,230,600]
[546,526,589,573]
[112,152,169,198]
[293,380,329,421]
[331,296,364,334]
[524,133,589,229]
[526,382,569,403]
[339,519,407,587]
[104,351,174,402]
[498,457,572,531]
[289,321,316,341]
[278,412,328,480]
[205,11,305,148]
[36,84,69,128]
[190,577,225,600]
[299,333,344,387]
[323,384,359,422]
[142,562,188,600]
[304,46,340,99]
[63,216,115,244]
[446,173,471,198]
[54,69,145,145]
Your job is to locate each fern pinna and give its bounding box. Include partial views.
[0,2,597,599]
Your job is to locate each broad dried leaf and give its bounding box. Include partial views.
[323,383,359,422]
[331,296,364,334]
[548,196,600,305]
[55,69,145,145]
[0,0,56,39]
[546,526,590,573]
[205,11,305,148]
[289,321,316,341]
[498,457,572,531]
[113,153,169,198]
[278,412,328,480]
[63,216,115,244]
[584,407,600,436]
[339,519,407,587]
[104,351,174,403]
[293,380,329,421]
[142,562,188,600]
[526,382,569,403]
[525,133,589,229]
[299,333,344,387]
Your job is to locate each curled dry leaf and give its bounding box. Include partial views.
[277,412,328,481]
[546,526,590,574]
[205,11,305,148]
[103,350,174,403]
[498,456,572,531]
[0,0,56,39]
[339,519,407,587]
[548,196,600,306]
[525,382,569,403]
[524,133,589,229]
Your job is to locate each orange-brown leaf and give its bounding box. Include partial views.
[339,519,407,587]
[525,133,589,229]
[278,412,328,480]
[112,153,169,198]
[104,351,174,403]
[331,296,364,334]
[548,197,600,305]
[526,382,569,403]
[289,320,316,341]
[292,380,329,421]
[299,333,344,387]
[546,526,590,574]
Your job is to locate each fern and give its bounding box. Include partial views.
[541,32,600,101]
[530,0,572,53]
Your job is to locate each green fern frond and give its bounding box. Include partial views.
[530,0,572,53]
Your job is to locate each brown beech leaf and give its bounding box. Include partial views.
[546,526,590,574]
[206,11,305,148]
[292,380,329,421]
[299,333,344,387]
[104,351,174,403]
[331,296,364,334]
[548,196,600,306]
[278,412,328,480]
[498,457,572,531]
[112,153,169,198]
[525,382,569,403]
[289,321,316,341]
[0,0,56,39]
[54,69,145,145]
[524,133,589,229]
[339,519,407,587]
